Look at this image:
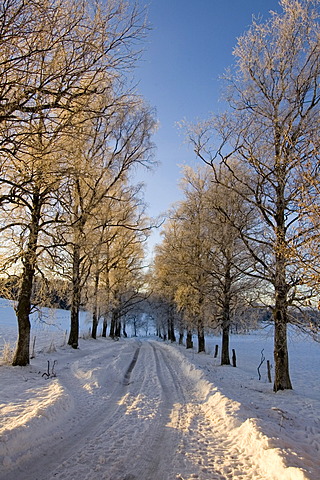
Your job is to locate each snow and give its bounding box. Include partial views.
[0,298,319,480]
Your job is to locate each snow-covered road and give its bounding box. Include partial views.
[1,337,318,480]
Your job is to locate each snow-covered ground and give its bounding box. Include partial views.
[0,298,319,480]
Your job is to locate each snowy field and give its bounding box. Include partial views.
[0,298,319,480]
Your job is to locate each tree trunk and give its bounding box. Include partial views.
[273,160,292,392]
[68,243,81,348]
[110,309,121,338]
[273,290,292,391]
[122,321,127,337]
[12,271,32,367]
[232,348,237,367]
[13,193,41,366]
[13,271,33,366]
[221,324,231,365]
[169,305,176,342]
[109,311,116,338]
[167,315,171,341]
[102,265,110,337]
[115,319,121,337]
[197,321,205,353]
[102,317,108,337]
[186,328,193,349]
[178,329,184,345]
[92,311,98,339]
[133,318,137,337]
[91,266,100,339]
[221,262,231,365]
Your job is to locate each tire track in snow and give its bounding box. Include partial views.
[123,344,141,385]
[3,341,142,480]
[152,343,281,480]
[2,340,280,480]
[103,341,221,480]
[99,341,184,480]
[44,341,163,480]
[132,342,190,480]
[121,342,186,480]
[145,342,222,480]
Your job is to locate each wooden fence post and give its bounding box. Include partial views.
[267,360,272,383]
[30,336,36,359]
[232,349,237,367]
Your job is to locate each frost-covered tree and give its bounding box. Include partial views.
[0,107,68,365]
[0,0,154,365]
[188,0,320,391]
[107,225,149,339]
[84,180,152,340]
[52,95,154,348]
[202,166,259,365]
[153,166,256,360]
[172,169,215,353]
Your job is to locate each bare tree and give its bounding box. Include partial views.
[107,222,149,338]
[202,166,259,365]
[86,182,152,339]
[0,109,67,365]
[153,166,257,359]
[187,0,320,390]
[152,170,213,353]
[0,0,154,365]
[52,95,154,348]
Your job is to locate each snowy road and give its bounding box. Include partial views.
[1,338,316,480]
[3,340,202,480]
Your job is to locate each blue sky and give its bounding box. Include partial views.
[133,0,280,254]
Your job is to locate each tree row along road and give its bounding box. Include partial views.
[5,340,275,480]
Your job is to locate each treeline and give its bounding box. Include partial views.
[151,0,320,392]
[0,0,156,366]
[0,276,70,310]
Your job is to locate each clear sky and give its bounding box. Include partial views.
[133,0,280,255]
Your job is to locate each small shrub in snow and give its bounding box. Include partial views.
[46,339,57,354]
[0,341,15,365]
[80,328,91,340]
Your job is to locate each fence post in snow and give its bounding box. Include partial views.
[30,336,36,359]
[267,360,272,383]
[232,349,237,367]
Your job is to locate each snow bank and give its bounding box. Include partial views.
[0,299,319,479]
[161,340,317,480]
[0,366,72,468]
